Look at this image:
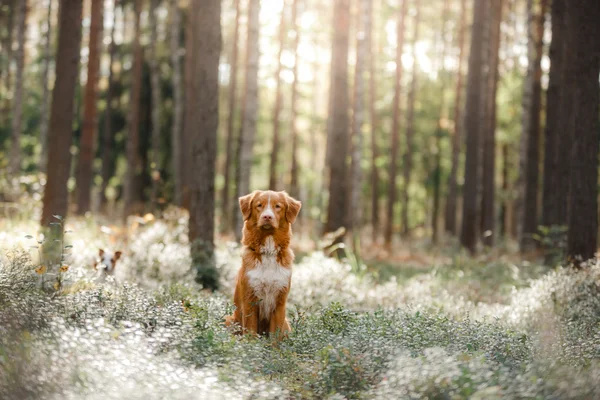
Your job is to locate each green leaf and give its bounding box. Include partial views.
[64,245,73,249]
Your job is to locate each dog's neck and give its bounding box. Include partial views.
[242,225,291,256]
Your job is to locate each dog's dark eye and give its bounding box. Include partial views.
[275,204,281,209]
[257,203,262,208]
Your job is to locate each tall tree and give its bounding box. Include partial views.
[384,0,408,247]
[348,0,370,240]
[481,0,503,247]
[1,2,14,128]
[565,0,600,266]
[445,0,468,235]
[149,0,162,208]
[123,0,144,217]
[221,0,241,229]
[401,0,421,237]
[76,0,104,214]
[39,0,53,173]
[234,0,260,240]
[100,0,120,208]
[8,0,26,176]
[369,0,380,242]
[520,0,547,251]
[269,0,287,190]
[289,0,301,198]
[41,0,83,225]
[186,0,222,288]
[170,0,184,206]
[460,0,487,253]
[324,0,350,238]
[541,0,566,231]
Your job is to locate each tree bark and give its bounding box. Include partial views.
[39,0,53,173]
[565,0,600,266]
[520,0,547,252]
[1,2,14,129]
[269,0,287,191]
[149,0,162,208]
[9,0,26,176]
[221,0,241,230]
[324,0,350,240]
[481,0,503,247]
[41,0,83,226]
[369,0,380,243]
[123,0,144,218]
[169,0,184,206]
[234,0,261,240]
[289,0,300,199]
[460,0,487,253]
[402,0,421,237]
[384,0,408,248]
[76,0,104,214]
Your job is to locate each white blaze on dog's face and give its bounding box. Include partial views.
[95,249,122,274]
[239,190,302,231]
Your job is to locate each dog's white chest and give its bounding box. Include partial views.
[246,237,291,319]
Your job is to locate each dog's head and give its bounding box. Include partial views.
[94,249,122,273]
[239,190,301,232]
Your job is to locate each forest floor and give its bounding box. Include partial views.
[1,208,600,399]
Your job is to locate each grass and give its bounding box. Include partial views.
[1,211,600,399]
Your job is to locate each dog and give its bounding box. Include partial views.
[94,248,122,276]
[225,190,301,338]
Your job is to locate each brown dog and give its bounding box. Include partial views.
[225,190,301,338]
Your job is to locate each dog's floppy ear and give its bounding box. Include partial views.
[239,191,256,221]
[114,251,122,261]
[285,194,302,224]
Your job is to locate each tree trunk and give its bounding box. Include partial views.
[149,0,162,208]
[39,0,53,173]
[348,0,369,244]
[269,0,287,190]
[41,0,83,226]
[384,0,408,248]
[123,0,144,218]
[520,0,547,252]
[402,0,421,237]
[234,0,261,240]
[8,0,26,176]
[500,143,509,237]
[369,0,380,243]
[186,0,221,289]
[75,0,104,214]
[100,0,120,209]
[169,0,184,206]
[565,0,600,266]
[1,3,14,129]
[541,0,566,229]
[460,0,487,253]
[445,0,467,235]
[324,0,350,241]
[481,0,503,247]
[221,0,241,231]
[289,0,300,199]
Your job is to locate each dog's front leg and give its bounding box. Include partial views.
[269,292,291,339]
[241,296,259,335]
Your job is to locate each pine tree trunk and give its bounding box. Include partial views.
[402,0,421,237]
[9,0,26,176]
[221,0,241,231]
[76,0,104,214]
[384,0,408,248]
[541,0,566,229]
[41,0,83,226]
[289,0,300,199]
[460,0,487,253]
[170,0,184,206]
[500,143,509,237]
[39,0,53,173]
[445,0,467,235]
[234,0,261,240]
[369,0,380,243]
[186,0,221,288]
[1,3,14,129]
[520,0,547,252]
[100,0,120,209]
[481,0,503,247]
[565,0,600,266]
[324,0,350,242]
[123,0,144,218]
[269,1,287,191]
[149,0,162,208]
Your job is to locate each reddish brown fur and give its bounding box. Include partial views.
[225,190,301,339]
